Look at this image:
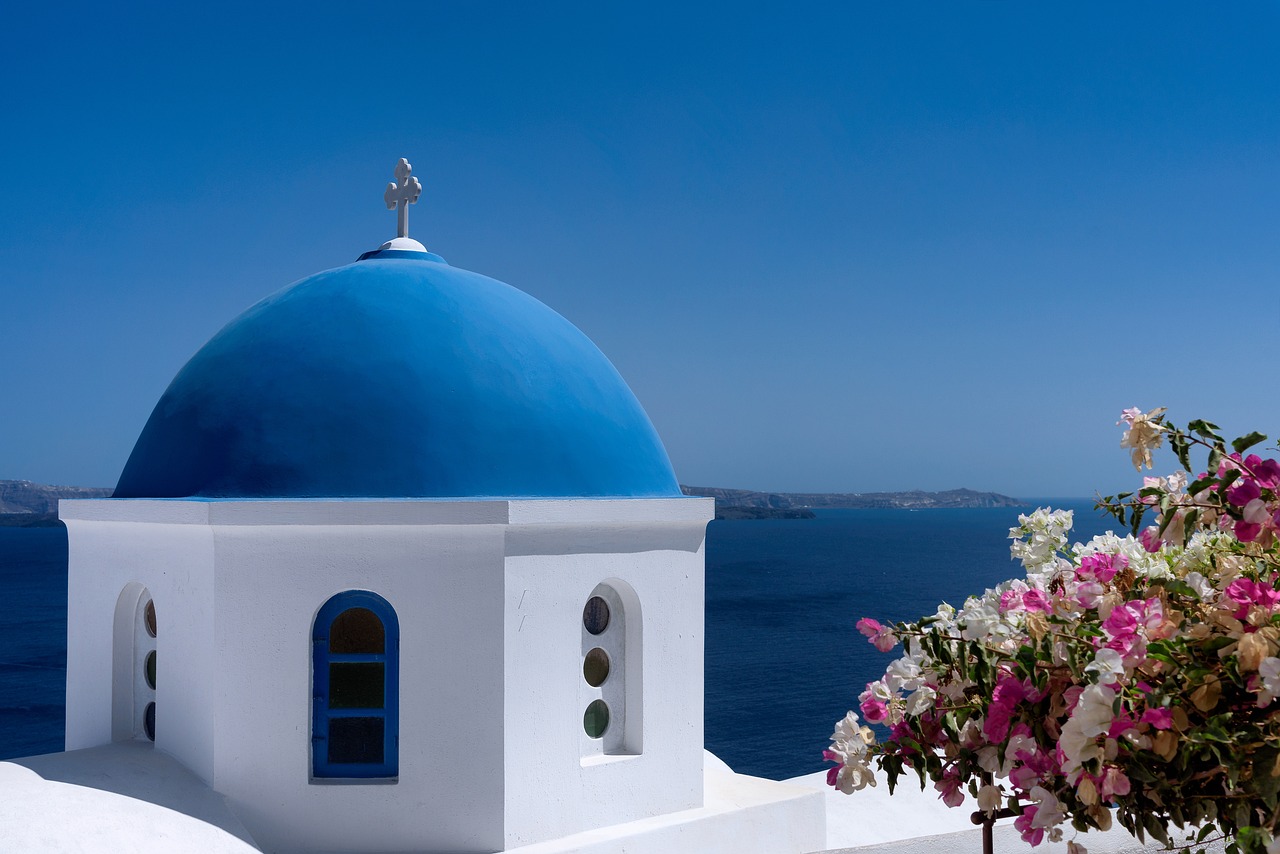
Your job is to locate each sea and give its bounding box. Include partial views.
[0,499,1115,780]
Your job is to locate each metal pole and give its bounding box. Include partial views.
[970,808,1020,854]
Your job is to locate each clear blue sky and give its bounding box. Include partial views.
[1,3,1276,498]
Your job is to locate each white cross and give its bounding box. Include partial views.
[383,158,422,239]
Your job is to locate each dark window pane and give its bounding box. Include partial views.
[584,700,609,739]
[330,608,384,653]
[144,600,157,638]
[145,650,156,690]
[144,702,156,741]
[328,717,384,764]
[329,663,385,709]
[583,647,610,687]
[583,596,610,635]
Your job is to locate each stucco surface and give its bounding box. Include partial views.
[0,742,259,853]
[786,770,1228,854]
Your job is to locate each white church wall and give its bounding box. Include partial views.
[501,498,713,848]
[205,502,509,854]
[62,500,219,783]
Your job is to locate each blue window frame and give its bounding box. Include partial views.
[312,591,399,779]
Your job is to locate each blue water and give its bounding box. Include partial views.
[0,500,1114,778]
[0,525,68,759]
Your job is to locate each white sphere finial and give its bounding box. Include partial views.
[383,158,422,240]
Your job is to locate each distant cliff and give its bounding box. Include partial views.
[0,480,112,525]
[680,485,1025,519]
[0,479,1024,524]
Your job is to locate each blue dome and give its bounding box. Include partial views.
[114,250,681,499]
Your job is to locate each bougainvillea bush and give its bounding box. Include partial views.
[827,410,1280,854]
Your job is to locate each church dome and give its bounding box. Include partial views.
[113,247,681,499]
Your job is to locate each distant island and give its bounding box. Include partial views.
[680,485,1026,520]
[0,480,112,526]
[0,479,1026,526]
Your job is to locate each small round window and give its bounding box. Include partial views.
[583,700,609,739]
[583,648,610,687]
[144,650,157,690]
[144,600,157,637]
[583,596,610,635]
[144,702,156,742]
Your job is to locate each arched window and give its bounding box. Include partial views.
[580,580,642,758]
[111,583,156,744]
[312,591,399,779]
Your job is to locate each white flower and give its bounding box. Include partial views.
[832,758,877,793]
[1075,685,1117,737]
[1184,571,1215,601]
[1010,508,1075,573]
[830,711,875,757]
[959,594,1003,641]
[1118,406,1166,470]
[977,784,1002,813]
[1058,685,1114,777]
[905,685,936,716]
[976,744,1012,777]
[1005,729,1036,763]
[1258,658,1280,707]
[1029,786,1068,829]
[884,655,923,693]
[1084,648,1126,685]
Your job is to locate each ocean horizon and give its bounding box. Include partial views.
[0,498,1115,779]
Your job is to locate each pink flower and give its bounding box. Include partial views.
[1253,456,1280,489]
[1022,589,1051,613]
[1063,685,1084,714]
[859,695,887,723]
[1107,712,1137,740]
[1079,552,1127,583]
[1075,581,1104,609]
[983,675,1026,743]
[1225,454,1280,488]
[823,750,847,789]
[1141,707,1173,730]
[1235,500,1280,547]
[1103,605,1137,637]
[1223,578,1280,619]
[1139,527,1163,553]
[1101,766,1131,800]
[1014,806,1044,846]
[856,617,897,652]
[934,771,965,807]
[1226,478,1262,508]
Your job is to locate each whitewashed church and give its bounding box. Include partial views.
[0,160,825,853]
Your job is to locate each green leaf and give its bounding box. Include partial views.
[1208,446,1224,475]
[1161,579,1198,599]
[1253,745,1280,804]
[1172,434,1193,472]
[1232,432,1268,454]
[1183,507,1199,536]
[1189,419,1222,439]
[1144,814,1171,846]
[1188,476,1217,495]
